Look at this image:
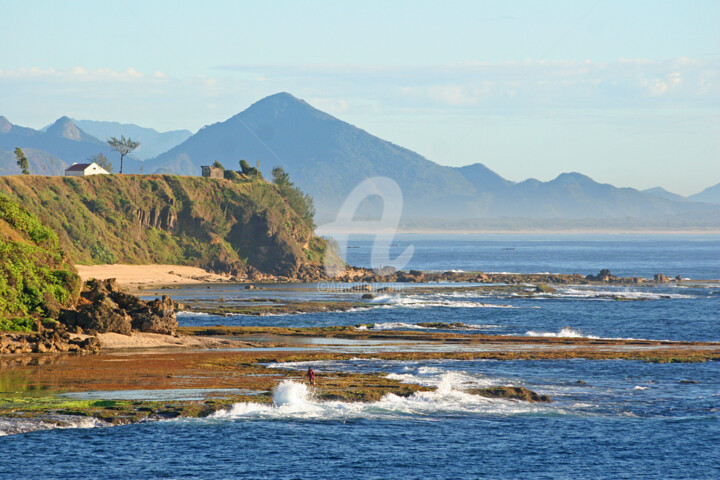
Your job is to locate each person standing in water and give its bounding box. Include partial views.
[307,367,316,387]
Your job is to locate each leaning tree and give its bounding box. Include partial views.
[107,135,140,174]
[14,147,29,175]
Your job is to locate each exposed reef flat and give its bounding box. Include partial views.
[2,327,718,431]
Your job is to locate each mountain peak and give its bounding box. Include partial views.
[643,187,685,202]
[688,182,720,205]
[236,92,334,125]
[457,163,513,190]
[0,116,12,133]
[552,172,596,185]
[46,116,92,142]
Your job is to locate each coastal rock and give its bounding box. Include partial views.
[654,273,670,284]
[0,323,100,355]
[375,287,396,293]
[61,296,133,335]
[467,386,551,403]
[534,284,557,293]
[59,278,178,336]
[130,296,178,335]
[586,269,615,282]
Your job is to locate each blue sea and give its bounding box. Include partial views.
[2,234,719,479]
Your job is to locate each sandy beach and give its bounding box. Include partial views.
[96,332,251,350]
[75,264,233,287]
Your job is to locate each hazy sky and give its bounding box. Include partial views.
[1,0,718,195]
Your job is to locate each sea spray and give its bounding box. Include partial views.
[208,369,558,421]
[525,327,593,338]
[273,380,311,407]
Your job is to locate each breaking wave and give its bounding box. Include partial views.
[209,374,560,421]
[0,415,107,437]
[550,287,693,300]
[356,322,503,331]
[524,327,598,339]
[522,327,667,342]
[368,294,517,309]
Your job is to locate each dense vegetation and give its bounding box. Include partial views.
[272,166,316,228]
[0,194,80,331]
[0,174,327,277]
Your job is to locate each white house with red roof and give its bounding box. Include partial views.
[64,162,110,176]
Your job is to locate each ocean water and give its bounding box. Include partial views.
[1,235,719,479]
[344,233,720,279]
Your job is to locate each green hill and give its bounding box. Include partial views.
[0,194,81,331]
[0,174,327,278]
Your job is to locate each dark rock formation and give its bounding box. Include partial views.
[0,322,100,355]
[654,273,670,283]
[59,278,179,336]
[586,269,616,282]
[467,386,551,403]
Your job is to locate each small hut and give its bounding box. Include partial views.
[201,166,223,179]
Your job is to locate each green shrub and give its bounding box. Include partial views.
[0,194,80,331]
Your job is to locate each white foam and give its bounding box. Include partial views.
[0,416,106,436]
[209,376,559,421]
[362,322,436,331]
[272,380,311,407]
[525,327,597,339]
[370,294,517,309]
[552,287,692,300]
[522,327,668,342]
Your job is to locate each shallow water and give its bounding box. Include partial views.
[344,233,720,279]
[178,283,720,342]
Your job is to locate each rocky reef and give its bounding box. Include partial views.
[468,386,551,402]
[0,323,100,355]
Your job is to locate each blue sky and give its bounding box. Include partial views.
[1,0,718,194]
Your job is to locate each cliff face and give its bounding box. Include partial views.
[0,194,81,331]
[0,175,326,278]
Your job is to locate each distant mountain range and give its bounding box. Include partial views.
[0,115,191,174]
[144,92,720,223]
[68,120,192,160]
[0,116,117,170]
[642,187,687,203]
[687,183,720,205]
[2,94,719,228]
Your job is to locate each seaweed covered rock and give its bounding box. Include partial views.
[467,386,551,403]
